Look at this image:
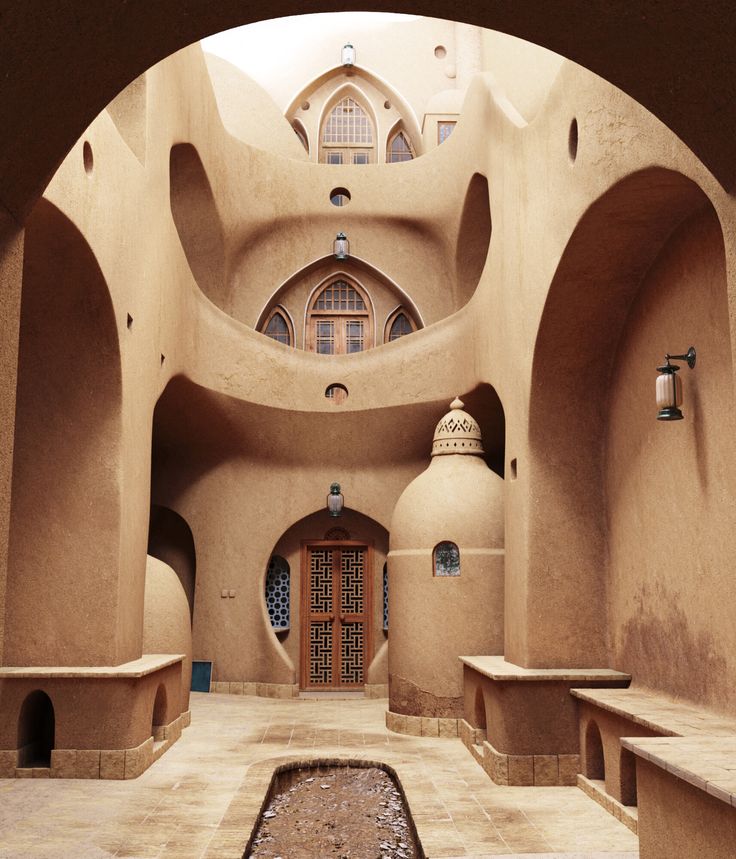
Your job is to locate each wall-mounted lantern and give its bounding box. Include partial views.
[656,346,696,421]
[341,42,355,67]
[333,232,349,260]
[327,482,344,517]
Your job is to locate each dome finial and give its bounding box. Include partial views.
[431,398,484,457]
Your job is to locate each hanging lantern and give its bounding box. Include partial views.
[327,483,344,517]
[656,347,696,421]
[341,42,355,67]
[333,232,349,260]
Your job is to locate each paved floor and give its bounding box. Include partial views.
[0,693,639,858]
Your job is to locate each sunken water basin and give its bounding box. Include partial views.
[245,760,424,859]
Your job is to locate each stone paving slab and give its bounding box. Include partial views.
[0,693,639,857]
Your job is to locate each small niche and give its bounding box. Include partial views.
[301,100,310,111]
[151,684,167,743]
[568,117,579,163]
[434,45,447,59]
[325,383,348,404]
[83,141,94,175]
[126,313,133,330]
[330,187,351,207]
[160,353,166,366]
[384,100,391,110]
[510,457,518,480]
[17,690,55,768]
[246,761,423,858]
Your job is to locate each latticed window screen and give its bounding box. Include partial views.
[264,311,291,345]
[389,313,413,341]
[388,132,413,163]
[323,97,373,144]
[265,556,290,629]
[438,121,457,144]
[383,563,388,630]
[434,541,460,577]
[315,281,366,311]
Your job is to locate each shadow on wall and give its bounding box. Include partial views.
[455,172,491,308]
[148,504,197,623]
[6,199,122,667]
[169,142,226,307]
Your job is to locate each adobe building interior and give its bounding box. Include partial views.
[0,3,735,858]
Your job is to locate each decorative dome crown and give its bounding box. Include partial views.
[431,397,484,456]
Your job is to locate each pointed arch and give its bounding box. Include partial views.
[305,274,374,354]
[318,83,378,164]
[386,118,415,164]
[384,305,418,343]
[291,118,309,154]
[260,304,295,347]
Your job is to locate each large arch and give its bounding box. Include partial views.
[512,168,712,669]
[0,3,734,224]
[4,199,123,667]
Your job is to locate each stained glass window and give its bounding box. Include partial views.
[433,541,460,577]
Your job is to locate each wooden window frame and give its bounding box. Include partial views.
[383,306,418,344]
[437,120,457,145]
[321,95,375,164]
[386,130,414,163]
[306,278,374,355]
[261,305,295,347]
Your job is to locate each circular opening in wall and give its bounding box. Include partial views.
[384,100,391,110]
[83,141,94,175]
[434,45,447,59]
[568,117,579,163]
[325,384,348,404]
[330,187,351,207]
[301,100,310,111]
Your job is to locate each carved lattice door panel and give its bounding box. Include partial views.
[301,542,372,689]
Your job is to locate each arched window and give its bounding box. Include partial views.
[387,131,414,163]
[307,279,372,355]
[265,555,290,630]
[384,307,418,343]
[321,96,374,164]
[261,307,294,347]
[433,541,460,577]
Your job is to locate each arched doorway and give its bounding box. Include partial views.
[17,691,55,768]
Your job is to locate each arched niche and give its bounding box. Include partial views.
[518,168,713,669]
[604,202,733,712]
[454,172,491,307]
[169,142,226,309]
[17,690,55,768]
[148,504,197,623]
[266,507,389,689]
[6,199,123,667]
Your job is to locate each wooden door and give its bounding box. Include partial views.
[301,541,372,689]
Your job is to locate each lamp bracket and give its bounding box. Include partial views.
[665,346,696,369]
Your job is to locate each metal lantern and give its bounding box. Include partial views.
[656,347,696,421]
[341,42,355,66]
[327,482,344,517]
[333,232,349,260]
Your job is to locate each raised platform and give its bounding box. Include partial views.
[0,653,184,679]
[460,656,631,684]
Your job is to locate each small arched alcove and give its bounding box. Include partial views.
[473,686,487,731]
[152,684,168,742]
[148,504,197,623]
[583,720,605,781]
[619,747,638,806]
[17,690,55,768]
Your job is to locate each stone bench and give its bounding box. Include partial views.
[459,656,630,786]
[572,687,736,839]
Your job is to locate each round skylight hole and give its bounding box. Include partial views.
[434,45,447,59]
[330,187,351,207]
[325,384,348,404]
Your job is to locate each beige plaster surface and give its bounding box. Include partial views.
[0,693,639,858]
[462,659,631,684]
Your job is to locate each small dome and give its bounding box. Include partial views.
[431,397,484,456]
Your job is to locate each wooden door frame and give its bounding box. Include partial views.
[300,539,374,690]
